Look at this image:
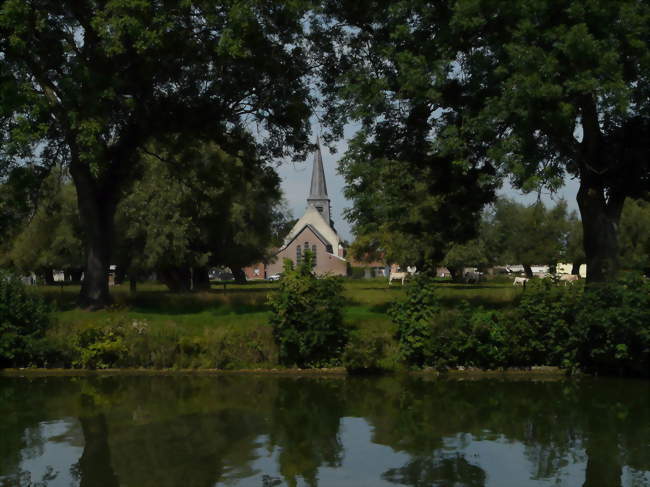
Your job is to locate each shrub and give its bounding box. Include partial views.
[389,274,440,366]
[71,324,128,369]
[268,253,347,367]
[573,276,650,376]
[507,280,582,367]
[0,272,51,367]
[342,330,398,373]
[390,275,650,377]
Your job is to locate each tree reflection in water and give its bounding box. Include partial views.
[382,454,486,487]
[0,375,648,487]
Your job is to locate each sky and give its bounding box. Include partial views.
[276,131,581,242]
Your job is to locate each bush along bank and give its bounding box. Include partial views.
[389,274,650,377]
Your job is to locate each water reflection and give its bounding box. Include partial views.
[0,375,648,487]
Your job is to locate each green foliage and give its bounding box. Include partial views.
[0,272,51,367]
[6,172,84,274]
[342,330,400,373]
[389,275,440,366]
[442,239,490,279]
[573,277,650,376]
[1,0,315,306]
[619,199,650,270]
[44,316,279,370]
[508,280,582,367]
[349,266,368,279]
[318,0,650,282]
[483,198,570,271]
[70,324,128,370]
[340,129,497,268]
[390,275,649,376]
[114,140,286,289]
[268,252,348,367]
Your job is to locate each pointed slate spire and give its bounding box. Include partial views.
[307,137,332,227]
[309,137,328,198]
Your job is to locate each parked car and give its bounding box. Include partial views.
[268,273,282,281]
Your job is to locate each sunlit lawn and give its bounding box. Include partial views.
[37,278,522,334]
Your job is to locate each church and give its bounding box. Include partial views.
[254,141,348,278]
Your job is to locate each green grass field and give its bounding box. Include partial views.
[38,278,521,335]
[21,278,526,369]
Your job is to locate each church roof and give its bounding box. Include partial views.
[283,223,331,250]
[309,140,328,199]
[283,205,341,251]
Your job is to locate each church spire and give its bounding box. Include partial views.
[309,137,328,198]
[307,138,332,226]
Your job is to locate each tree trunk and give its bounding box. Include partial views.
[577,95,626,285]
[70,269,83,283]
[114,266,126,285]
[523,264,533,278]
[129,277,137,294]
[42,268,55,285]
[447,266,462,282]
[192,267,211,291]
[577,181,625,284]
[77,205,113,308]
[571,261,582,276]
[231,266,247,284]
[70,161,116,309]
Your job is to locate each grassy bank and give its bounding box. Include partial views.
[27,278,521,370]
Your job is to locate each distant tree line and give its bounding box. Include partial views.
[439,197,650,280]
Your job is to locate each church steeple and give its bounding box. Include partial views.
[307,138,332,226]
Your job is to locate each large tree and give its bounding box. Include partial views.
[6,171,84,282]
[115,140,286,291]
[317,0,650,283]
[0,1,313,307]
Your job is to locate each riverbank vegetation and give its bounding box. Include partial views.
[2,271,647,378]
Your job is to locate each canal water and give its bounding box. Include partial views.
[0,374,648,487]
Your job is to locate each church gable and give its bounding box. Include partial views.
[283,205,340,251]
[284,224,333,255]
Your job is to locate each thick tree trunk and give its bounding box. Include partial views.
[78,207,113,308]
[577,181,625,284]
[70,161,116,309]
[577,95,626,285]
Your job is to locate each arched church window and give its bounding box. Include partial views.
[296,245,302,264]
